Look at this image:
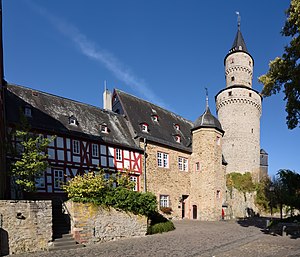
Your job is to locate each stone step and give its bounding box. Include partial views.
[50,234,85,251]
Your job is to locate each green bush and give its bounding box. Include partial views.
[147,211,176,234]
[63,171,158,217]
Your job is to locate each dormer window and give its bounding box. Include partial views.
[100,123,108,133]
[175,135,181,143]
[174,124,180,131]
[141,123,149,132]
[24,106,32,117]
[68,115,78,126]
[152,115,159,122]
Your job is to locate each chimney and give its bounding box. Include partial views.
[103,81,112,110]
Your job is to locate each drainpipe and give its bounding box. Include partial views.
[143,137,147,192]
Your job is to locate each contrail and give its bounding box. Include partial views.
[25,0,168,108]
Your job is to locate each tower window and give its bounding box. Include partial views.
[249,93,252,97]
[228,91,232,96]
[231,76,235,82]
[251,128,254,133]
[195,162,201,171]
[141,123,149,132]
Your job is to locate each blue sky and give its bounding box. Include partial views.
[3,0,299,176]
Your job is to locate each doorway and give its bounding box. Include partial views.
[181,195,189,218]
[192,205,197,219]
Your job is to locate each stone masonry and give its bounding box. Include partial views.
[65,201,147,244]
[0,200,52,255]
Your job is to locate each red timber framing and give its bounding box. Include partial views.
[8,128,143,196]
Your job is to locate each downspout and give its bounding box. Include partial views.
[143,137,147,192]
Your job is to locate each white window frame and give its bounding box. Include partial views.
[141,123,148,132]
[157,151,169,168]
[152,115,158,122]
[174,124,180,131]
[101,124,108,133]
[178,157,188,171]
[72,140,80,154]
[130,176,138,191]
[175,135,181,143]
[116,148,122,161]
[69,117,77,126]
[92,143,98,157]
[160,195,169,207]
[54,169,64,189]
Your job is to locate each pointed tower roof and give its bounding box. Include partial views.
[229,29,248,53]
[192,90,224,134]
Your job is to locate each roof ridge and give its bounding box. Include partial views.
[8,83,121,117]
[115,88,193,124]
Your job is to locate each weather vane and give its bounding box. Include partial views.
[236,11,241,30]
[205,87,209,109]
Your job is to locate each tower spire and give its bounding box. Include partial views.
[236,11,241,31]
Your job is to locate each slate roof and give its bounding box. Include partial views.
[114,89,193,153]
[6,84,141,151]
[193,106,224,134]
[230,29,248,53]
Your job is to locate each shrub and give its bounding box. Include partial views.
[63,171,158,217]
[147,211,176,234]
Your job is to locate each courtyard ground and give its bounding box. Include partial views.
[10,218,300,257]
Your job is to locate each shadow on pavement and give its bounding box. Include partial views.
[236,217,300,239]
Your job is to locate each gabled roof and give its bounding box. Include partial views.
[114,89,193,152]
[192,106,224,134]
[6,84,141,151]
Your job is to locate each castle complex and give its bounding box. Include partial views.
[0,21,268,220]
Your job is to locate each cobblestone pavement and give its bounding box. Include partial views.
[10,219,300,257]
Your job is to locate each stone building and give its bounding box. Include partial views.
[0,22,268,220]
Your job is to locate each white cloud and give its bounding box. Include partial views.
[26,0,167,108]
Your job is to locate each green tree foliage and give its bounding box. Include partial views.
[11,130,54,193]
[258,0,300,129]
[272,169,300,218]
[255,177,272,212]
[63,171,158,217]
[226,172,256,201]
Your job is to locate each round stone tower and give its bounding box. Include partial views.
[215,24,262,179]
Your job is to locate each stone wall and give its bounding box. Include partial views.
[65,201,147,244]
[140,141,191,219]
[225,189,259,219]
[0,200,52,255]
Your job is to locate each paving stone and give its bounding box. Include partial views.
[9,219,300,257]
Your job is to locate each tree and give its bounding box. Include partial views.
[258,0,300,129]
[10,130,54,196]
[271,169,300,219]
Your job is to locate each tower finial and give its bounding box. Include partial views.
[236,11,241,30]
[104,80,107,91]
[205,87,209,110]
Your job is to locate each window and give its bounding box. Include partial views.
[228,91,232,96]
[231,76,235,82]
[160,195,169,207]
[101,124,108,133]
[141,123,148,132]
[92,144,98,157]
[35,174,45,187]
[175,135,181,143]
[152,115,158,122]
[230,58,234,64]
[116,148,122,161]
[24,106,32,117]
[174,124,180,131]
[130,176,138,191]
[195,162,201,171]
[249,93,252,97]
[216,136,221,146]
[178,157,188,171]
[216,190,221,199]
[69,116,77,126]
[72,140,80,154]
[54,169,64,189]
[157,152,169,168]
